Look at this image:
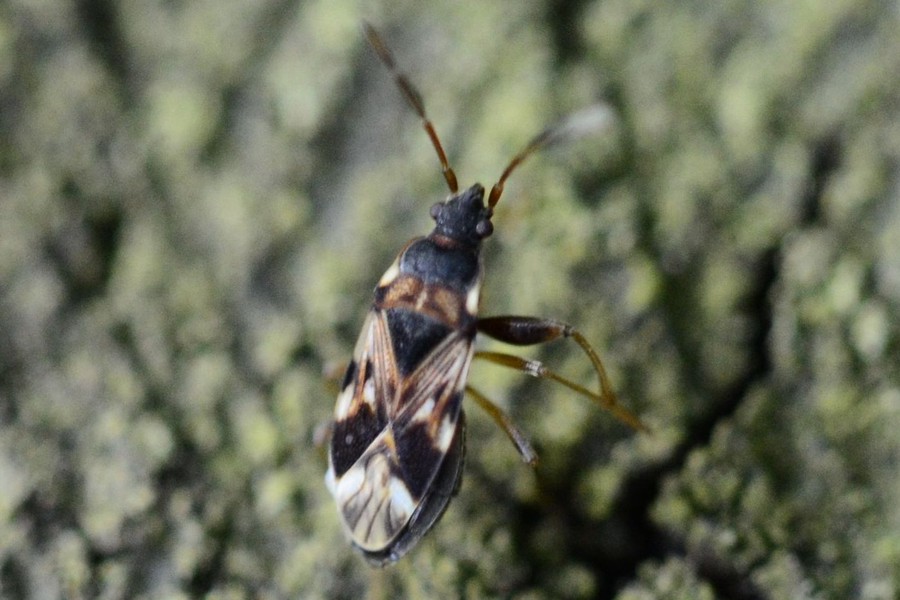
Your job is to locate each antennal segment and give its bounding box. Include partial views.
[362,22,459,194]
[487,104,616,208]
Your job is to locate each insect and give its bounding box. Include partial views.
[325,22,647,567]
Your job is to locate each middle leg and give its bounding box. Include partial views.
[476,316,648,432]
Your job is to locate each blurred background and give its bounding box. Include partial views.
[1,0,898,598]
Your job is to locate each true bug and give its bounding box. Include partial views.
[325,22,647,567]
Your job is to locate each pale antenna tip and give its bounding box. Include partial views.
[546,103,617,146]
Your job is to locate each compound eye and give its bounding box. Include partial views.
[429,203,443,221]
[475,219,493,238]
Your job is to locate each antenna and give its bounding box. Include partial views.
[362,22,459,194]
[487,104,616,208]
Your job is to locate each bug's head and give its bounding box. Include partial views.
[429,184,494,247]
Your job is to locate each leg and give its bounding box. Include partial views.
[466,385,538,466]
[476,316,648,432]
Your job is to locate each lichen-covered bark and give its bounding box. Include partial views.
[1,1,897,598]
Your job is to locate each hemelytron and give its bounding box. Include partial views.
[324,22,647,566]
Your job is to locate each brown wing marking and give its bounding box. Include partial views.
[395,330,472,437]
[370,309,401,415]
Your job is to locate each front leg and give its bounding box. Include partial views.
[476,316,647,432]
